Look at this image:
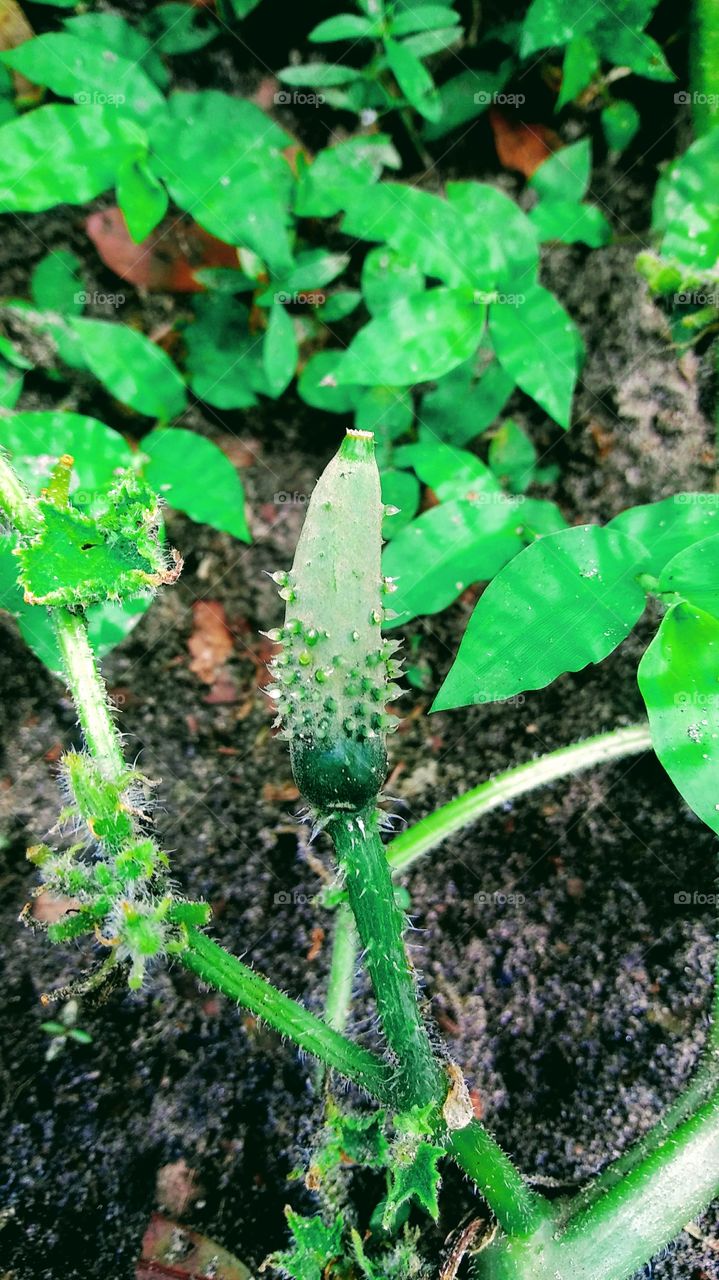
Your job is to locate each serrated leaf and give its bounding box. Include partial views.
[337,287,486,386]
[263,303,298,397]
[383,1141,444,1226]
[638,603,719,835]
[270,1209,344,1280]
[434,524,649,710]
[142,427,251,542]
[608,494,719,576]
[66,318,187,419]
[652,131,719,272]
[383,496,524,625]
[489,282,579,428]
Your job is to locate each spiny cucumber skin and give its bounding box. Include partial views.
[267,431,401,813]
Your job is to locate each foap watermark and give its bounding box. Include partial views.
[274,491,309,506]
[274,290,326,306]
[470,490,525,507]
[675,91,719,107]
[274,90,325,108]
[74,90,126,107]
[674,889,718,906]
[475,693,526,706]
[274,888,322,907]
[673,492,719,507]
[673,290,719,307]
[74,290,125,308]
[674,691,719,708]
[474,91,526,106]
[474,289,526,307]
[475,889,526,908]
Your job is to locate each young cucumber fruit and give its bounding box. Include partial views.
[267,430,401,813]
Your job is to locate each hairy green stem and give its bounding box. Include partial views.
[0,450,42,536]
[180,927,396,1103]
[387,725,652,874]
[449,1122,552,1238]
[53,608,126,781]
[329,807,443,1108]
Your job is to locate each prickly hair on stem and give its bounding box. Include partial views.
[266,430,402,814]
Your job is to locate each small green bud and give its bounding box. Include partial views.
[269,430,395,813]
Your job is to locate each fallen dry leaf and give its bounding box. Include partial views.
[0,0,40,102]
[136,1214,252,1280]
[262,781,300,803]
[32,893,81,924]
[489,108,562,177]
[85,208,239,292]
[188,601,234,685]
[155,1159,201,1217]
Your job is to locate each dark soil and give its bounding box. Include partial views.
[1,4,718,1279]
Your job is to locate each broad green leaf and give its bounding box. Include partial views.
[309,14,376,40]
[337,288,485,386]
[419,354,515,444]
[530,139,591,203]
[392,6,461,35]
[556,35,599,109]
[489,283,579,428]
[354,386,413,444]
[140,3,219,55]
[0,105,138,211]
[517,496,569,536]
[400,26,460,58]
[433,524,649,709]
[142,427,251,542]
[394,440,501,500]
[64,12,169,86]
[87,596,153,659]
[608,494,719,577]
[278,62,363,87]
[605,28,673,81]
[384,36,441,122]
[529,199,611,248]
[445,181,539,286]
[30,251,84,315]
[294,135,400,218]
[66,319,187,419]
[361,246,424,315]
[488,419,537,493]
[0,534,64,672]
[422,61,514,140]
[0,412,133,497]
[602,100,640,152]
[117,158,168,243]
[316,291,362,321]
[150,92,294,274]
[652,131,719,272]
[520,0,578,57]
[383,1141,444,1225]
[297,352,358,413]
[184,293,266,410]
[381,468,420,539]
[382,496,525,624]
[0,34,164,124]
[263,303,297,397]
[256,249,350,303]
[656,532,719,616]
[638,603,719,835]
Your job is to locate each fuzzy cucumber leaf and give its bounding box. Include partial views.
[383,1140,444,1227]
[141,428,251,542]
[638,603,719,836]
[434,524,650,710]
[270,1209,344,1280]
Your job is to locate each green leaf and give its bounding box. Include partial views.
[64,12,169,86]
[520,0,577,57]
[489,283,579,428]
[384,36,441,121]
[394,439,501,501]
[361,246,424,315]
[117,158,168,243]
[489,419,537,493]
[263,304,298,397]
[338,288,486,386]
[556,35,599,108]
[278,62,363,87]
[256,249,350,303]
[294,135,400,218]
[150,91,294,275]
[381,468,420,539]
[184,294,266,410]
[297,352,359,413]
[0,411,134,497]
[656,532,719,616]
[530,139,591,203]
[140,3,219,55]
[31,251,84,315]
[142,428,251,541]
[309,14,376,41]
[638,603,719,834]
[606,28,674,81]
[316,291,362,321]
[66,319,187,419]
[422,61,514,140]
[445,181,539,286]
[392,6,461,35]
[270,1209,344,1280]
[601,100,640,152]
[0,105,138,212]
[529,199,611,248]
[0,34,164,124]
[383,1141,444,1226]
[608,494,719,577]
[0,359,23,409]
[419,354,515,445]
[434,524,649,710]
[382,496,524,625]
[651,131,719,272]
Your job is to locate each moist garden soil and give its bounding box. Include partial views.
[1,3,719,1277]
